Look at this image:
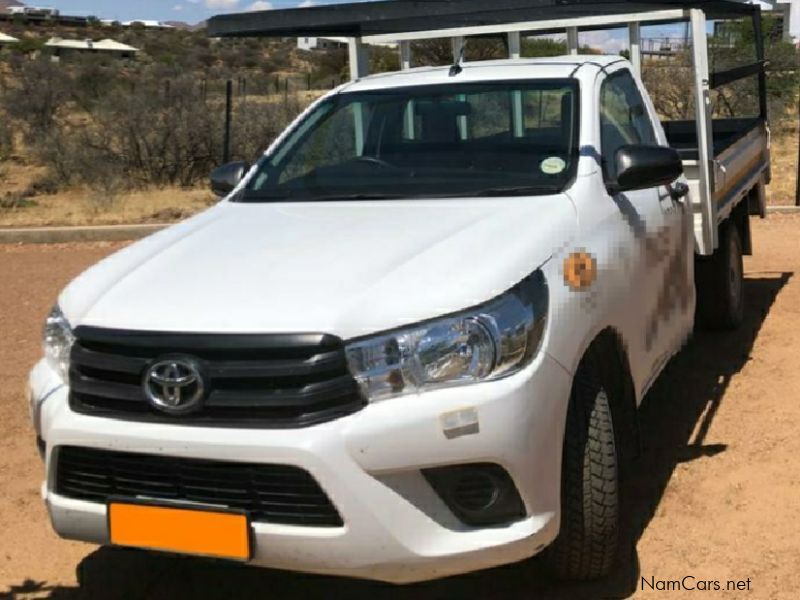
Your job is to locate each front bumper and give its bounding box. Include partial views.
[30,352,571,584]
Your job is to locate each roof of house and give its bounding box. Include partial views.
[0,31,20,43]
[45,37,139,52]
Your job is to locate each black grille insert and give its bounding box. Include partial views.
[56,446,343,527]
[69,327,366,428]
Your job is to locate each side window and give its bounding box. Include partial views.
[600,70,657,178]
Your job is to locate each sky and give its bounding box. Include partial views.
[19,0,348,23]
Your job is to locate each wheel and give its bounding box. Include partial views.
[694,221,744,331]
[543,342,622,580]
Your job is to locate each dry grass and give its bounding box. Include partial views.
[769,120,799,205]
[0,186,216,228]
[0,155,217,227]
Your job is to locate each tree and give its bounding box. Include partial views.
[522,38,567,57]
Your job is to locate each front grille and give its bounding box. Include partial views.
[56,446,343,527]
[69,327,366,427]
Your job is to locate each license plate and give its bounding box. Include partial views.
[108,500,251,561]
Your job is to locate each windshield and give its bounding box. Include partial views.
[241,79,579,202]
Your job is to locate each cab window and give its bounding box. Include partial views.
[600,70,657,179]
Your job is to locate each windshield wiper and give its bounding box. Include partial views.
[470,185,561,197]
[237,192,403,202]
[305,193,405,201]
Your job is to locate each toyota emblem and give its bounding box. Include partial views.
[143,358,205,415]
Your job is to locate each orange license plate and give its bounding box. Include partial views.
[108,501,251,561]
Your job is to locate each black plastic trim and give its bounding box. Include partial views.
[68,327,366,429]
[73,327,342,350]
[207,0,755,39]
[57,446,344,527]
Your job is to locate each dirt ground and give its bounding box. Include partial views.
[1,215,799,599]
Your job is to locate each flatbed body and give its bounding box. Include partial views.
[664,117,770,237]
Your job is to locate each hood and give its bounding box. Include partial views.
[61,196,577,339]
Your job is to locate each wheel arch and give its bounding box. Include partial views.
[580,327,640,459]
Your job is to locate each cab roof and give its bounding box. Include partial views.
[341,56,624,92]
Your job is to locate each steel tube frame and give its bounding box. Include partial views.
[690,8,717,253]
[332,5,758,254]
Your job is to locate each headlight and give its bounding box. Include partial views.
[346,271,548,402]
[43,305,74,382]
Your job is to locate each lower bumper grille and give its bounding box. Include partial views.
[55,446,344,527]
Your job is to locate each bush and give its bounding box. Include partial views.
[0,192,35,210]
[28,173,61,196]
[231,95,306,163]
[5,64,310,189]
[2,58,70,134]
[0,112,13,162]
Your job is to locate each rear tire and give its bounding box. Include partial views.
[544,343,622,580]
[695,221,744,331]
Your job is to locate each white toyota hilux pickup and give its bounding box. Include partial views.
[29,54,769,583]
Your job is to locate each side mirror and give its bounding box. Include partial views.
[210,161,249,197]
[607,145,683,195]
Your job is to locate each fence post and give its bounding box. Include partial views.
[223,79,233,164]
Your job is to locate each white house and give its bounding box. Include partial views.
[297,36,347,51]
[0,31,20,45]
[298,36,398,51]
[121,20,175,29]
[7,6,59,17]
[45,37,140,60]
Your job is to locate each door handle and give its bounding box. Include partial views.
[668,182,690,201]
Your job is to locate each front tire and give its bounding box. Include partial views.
[544,344,622,580]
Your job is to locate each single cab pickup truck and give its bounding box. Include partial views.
[30,50,770,583]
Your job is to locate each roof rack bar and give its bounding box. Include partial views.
[629,22,642,76]
[347,37,369,80]
[566,27,579,55]
[398,40,412,70]
[360,10,688,44]
[507,31,521,59]
[207,1,755,39]
[752,6,768,121]
[690,7,717,252]
[709,61,767,89]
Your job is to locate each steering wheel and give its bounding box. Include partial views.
[353,156,395,169]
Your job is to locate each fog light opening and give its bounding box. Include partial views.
[453,471,501,512]
[423,463,525,526]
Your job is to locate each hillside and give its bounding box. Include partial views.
[163,21,203,31]
[0,0,25,10]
